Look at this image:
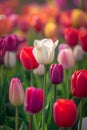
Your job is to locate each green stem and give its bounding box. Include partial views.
[54,85,57,102]
[79,99,83,130]
[28,71,33,130]
[28,114,33,130]
[30,71,33,86]
[42,66,46,130]
[15,107,18,130]
[64,70,69,99]
[33,115,38,130]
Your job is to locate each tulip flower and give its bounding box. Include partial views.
[9,77,24,107]
[9,78,24,130]
[58,43,70,53]
[4,51,16,68]
[50,64,63,84]
[0,37,6,64]
[33,39,58,65]
[71,70,87,98]
[44,22,57,38]
[33,64,45,76]
[64,27,79,47]
[24,87,44,114]
[79,30,87,51]
[3,34,19,51]
[53,99,77,128]
[71,70,87,130]
[71,9,85,27]
[20,46,39,70]
[57,48,75,69]
[31,15,43,32]
[73,45,84,61]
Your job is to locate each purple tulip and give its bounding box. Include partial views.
[50,64,63,84]
[24,87,44,114]
[0,37,6,64]
[4,34,19,51]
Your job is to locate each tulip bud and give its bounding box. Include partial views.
[33,64,45,75]
[64,27,79,47]
[4,51,16,68]
[9,78,24,107]
[44,22,57,38]
[50,64,63,84]
[73,45,84,61]
[57,48,75,69]
[71,70,87,98]
[58,43,70,53]
[0,37,6,64]
[20,46,39,70]
[24,87,44,114]
[53,99,77,128]
[3,34,19,51]
[79,30,87,52]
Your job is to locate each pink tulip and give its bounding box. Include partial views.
[57,48,75,69]
[9,78,24,107]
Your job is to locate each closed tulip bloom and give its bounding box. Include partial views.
[33,64,45,75]
[79,30,87,51]
[4,51,16,68]
[50,64,63,84]
[4,34,19,51]
[9,78,24,107]
[20,46,39,70]
[71,70,87,98]
[64,27,79,47]
[73,45,84,61]
[24,87,44,114]
[58,43,70,53]
[53,99,77,128]
[0,37,6,64]
[57,48,75,69]
[33,39,58,65]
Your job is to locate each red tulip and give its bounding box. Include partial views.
[79,30,87,51]
[31,15,43,32]
[24,87,44,114]
[71,70,87,98]
[64,27,79,47]
[20,46,39,70]
[50,64,63,84]
[53,99,77,128]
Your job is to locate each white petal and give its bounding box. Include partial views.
[53,40,59,49]
[34,40,41,49]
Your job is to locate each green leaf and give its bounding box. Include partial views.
[3,125,14,130]
[19,122,27,130]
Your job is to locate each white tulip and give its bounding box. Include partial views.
[33,39,58,65]
[4,51,16,68]
[33,64,45,75]
[78,117,87,130]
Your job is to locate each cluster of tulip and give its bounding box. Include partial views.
[1,0,87,130]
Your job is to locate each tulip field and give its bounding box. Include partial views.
[1,0,87,130]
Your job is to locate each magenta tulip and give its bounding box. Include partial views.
[24,87,44,114]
